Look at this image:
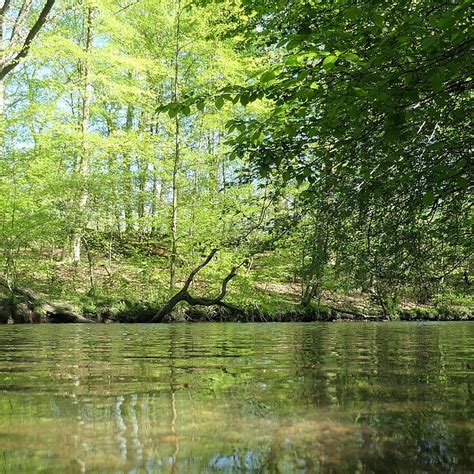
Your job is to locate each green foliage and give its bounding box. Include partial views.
[0,0,471,320]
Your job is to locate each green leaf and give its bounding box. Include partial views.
[260,70,277,83]
[297,70,310,81]
[353,87,368,97]
[437,14,456,31]
[215,96,225,110]
[371,12,384,29]
[421,36,437,50]
[225,120,235,131]
[430,75,444,91]
[287,39,301,50]
[251,130,263,143]
[457,176,468,190]
[345,52,360,62]
[384,127,400,142]
[284,55,300,66]
[344,6,361,20]
[240,94,251,106]
[323,55,337,71]
[423,190,435,207]
[167,102,180,118]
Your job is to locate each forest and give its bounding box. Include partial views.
[0,0,472,324]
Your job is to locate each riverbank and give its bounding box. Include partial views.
[1,287,472,324]
[1,258,472,324]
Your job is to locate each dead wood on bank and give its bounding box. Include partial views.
[0,275,95,323]
[150,249,244,323]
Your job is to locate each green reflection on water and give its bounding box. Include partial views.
[0,323,473,473]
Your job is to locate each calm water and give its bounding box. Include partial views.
[0,323,473,473]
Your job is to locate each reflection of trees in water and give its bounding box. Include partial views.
[0,324,473,472]
[169,325,179,474]
[290,324,474,472]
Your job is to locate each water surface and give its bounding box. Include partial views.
[0,322,473,472]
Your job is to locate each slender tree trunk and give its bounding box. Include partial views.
[150,164,160,234]
[136,110,150,234]
[69,3,93,263]
[137,155,147,233]
[169,330,179,474]
[0,4,6,116]
[104,117,122,235]
[0,77,4,116]
[170,119,179,288]
[189,167,198,241]
[159,171,168,215]
[123,101,134,232]
[169,0,181,289]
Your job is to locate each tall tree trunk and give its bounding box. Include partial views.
[136,109,150,234]
[123,101,134,232]
[69,3,93,263]
[150,163,160,234]
[104,115,122,235]
[0,2,6,116]
[169,0,181,289]
[0,77,4,116]
[137,154,147,233]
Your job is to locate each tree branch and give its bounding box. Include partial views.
[10,0,33,48]
[0,0,13,18]
[0,0,56,80]
[149,250,243,322]
[182,248,218,291]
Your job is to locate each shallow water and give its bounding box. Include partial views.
[0,322,473,473]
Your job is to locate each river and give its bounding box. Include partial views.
[0,322,473,472]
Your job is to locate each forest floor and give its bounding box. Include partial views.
[1,255,472,323]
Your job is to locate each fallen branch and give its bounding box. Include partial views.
[150,250,243,322]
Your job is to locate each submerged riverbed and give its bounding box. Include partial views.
[0,323,473,472]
